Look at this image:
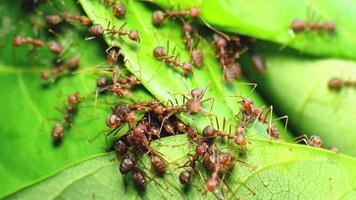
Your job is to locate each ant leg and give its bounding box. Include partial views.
[200,97,215,114]
[294,134,309,144]
[118,21,128,30]
[199,18,230,41]
[215,116,220,130]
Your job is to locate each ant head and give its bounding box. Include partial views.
[79,16,91,25]
[309,135,323,148]
[40,71,50,80]
[182,61,193,74]
[125,111,136,123]
[214,34,227,49]
[152,10,165,26]
[189,7,200,18]
[88,24,104,37]
[68,92,80,105]
[153,46,166,58]
[190,88,204,99]
[13,35,25,46]
[206,178,218,192]
[235,134,247,146]
[324,21,335,32]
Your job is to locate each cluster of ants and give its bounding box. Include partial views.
[151,6,267,82]
[99,81,289,196]
[13,1,340,198]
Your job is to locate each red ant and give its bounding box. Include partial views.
[178,143,209,185]
[88,22,140,42]
[152,7,200,26]
[13,35,62,55]
[290,19,335,33]
[295,135,323,148]
[40,56,80,80]
[182,21,203,67]
[153,44,193,75]
[328,77,356,90]
[110,66,140,96]
[117,153,147,190]
[61,12,91,25]
[213,34,245,82]
[51,92,80,144]
[45,13,91,26]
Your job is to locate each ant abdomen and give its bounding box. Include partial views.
[179,170,191,184]
[120,157,134,174]
[151,155,166,175]
[113,2,126,18]
[88,24,105,37]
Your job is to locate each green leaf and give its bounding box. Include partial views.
[79,0,290,138]
[241,42,356,156]
[0,1,152,197]
[6,134,356,199]
[151,0,356,60]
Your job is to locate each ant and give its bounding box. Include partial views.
[13,35,62,55]
[153,44,193,75]
[40,56,80,80]
[290,19,335,33]
[110,66,140,96]
[213,34,228,68]
[328,77,356,90]
[182,87,214,114]
[88,22,140,42]
[213,34,244,82]
[61,12,91,25]
[178,143,209,185]
[51,92,80,144]
[251,55,266,74]
[45,13,91,26]
[295,134,323,148]
[182,21,203,67]
[106,46,121,65]
[152,7,200,26]
[118,153,147,190]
